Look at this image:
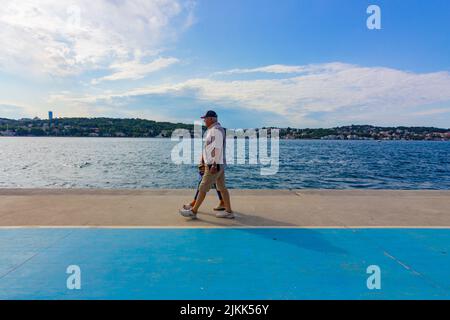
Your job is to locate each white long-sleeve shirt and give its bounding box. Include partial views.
[203,122,226,166]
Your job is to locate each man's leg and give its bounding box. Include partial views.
[190,177,203,207]
[215,185,223,201]
[192,190,206,214]
[220,188,232,213]
[215,170,233,214]
[213,184,225,210]
[191,170,215,214]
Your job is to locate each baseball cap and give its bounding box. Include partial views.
[200,110,218,118]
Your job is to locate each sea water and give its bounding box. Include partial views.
[0,137,449,189]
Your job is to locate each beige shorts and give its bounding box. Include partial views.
[198,166,227,193]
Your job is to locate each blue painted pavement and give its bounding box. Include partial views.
[0,228,449,299]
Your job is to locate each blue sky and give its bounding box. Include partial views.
[0,0,449,128]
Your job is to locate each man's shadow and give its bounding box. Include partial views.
[187,211,347,255]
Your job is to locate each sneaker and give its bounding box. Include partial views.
[215,211,235,219]
[179,208,197,219]
[213,204,226,211]
[183,203,193,210]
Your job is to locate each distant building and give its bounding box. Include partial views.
[48,111,53,126]
[0,130,15,136]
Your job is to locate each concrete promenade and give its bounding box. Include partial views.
[0,189,449,227]
[0,189,449,299]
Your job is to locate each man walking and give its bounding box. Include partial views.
[179,110,234,219]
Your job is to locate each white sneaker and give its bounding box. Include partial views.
[215,211,235,219]
[179,208,197,219]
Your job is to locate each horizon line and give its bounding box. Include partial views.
[1,116,449,131]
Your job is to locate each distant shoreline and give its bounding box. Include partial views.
[1,117,449,141]
[0,136,449,142]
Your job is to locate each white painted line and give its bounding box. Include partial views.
[0,226,448,229]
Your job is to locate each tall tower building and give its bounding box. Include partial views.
[48,111,53,127]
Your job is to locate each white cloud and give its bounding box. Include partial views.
[0,0,194,77]
[412,108,450,117]
[92,56,179,83]
[215,62,349,75]
[0,104,30,119]
[49,62,450,127]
